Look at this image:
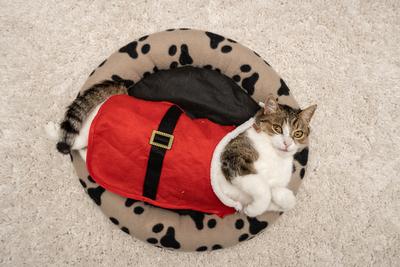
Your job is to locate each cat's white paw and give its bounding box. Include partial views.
[244,203,267,217]
[272,188,296,211]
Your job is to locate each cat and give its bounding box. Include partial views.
[53,80,316,218]
[219,95,316,217]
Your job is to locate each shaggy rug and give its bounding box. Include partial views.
[1,0,399,266]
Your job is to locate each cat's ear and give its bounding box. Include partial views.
[299,104,317,123]
[264,95,278,114]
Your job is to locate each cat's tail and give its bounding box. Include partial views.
[56,80,128,154]
[212,173,246,211]
[210,117,256,211]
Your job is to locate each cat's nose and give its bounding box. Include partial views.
[283,140,292,147]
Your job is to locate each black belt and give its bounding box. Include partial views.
[142,105,183,199]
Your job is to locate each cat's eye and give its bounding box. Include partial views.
[293,130,304,139]
[272,124,282,134]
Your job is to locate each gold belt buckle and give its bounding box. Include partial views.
[149,130,174,150]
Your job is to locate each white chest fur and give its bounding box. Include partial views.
[246,128,293,187]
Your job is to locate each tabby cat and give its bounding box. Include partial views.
[220,95,316,217]
[55,81,316,217]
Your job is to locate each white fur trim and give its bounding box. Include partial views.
[210,118,255,210]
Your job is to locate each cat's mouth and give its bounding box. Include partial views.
[277,147,289,152]
[276,147,296,155]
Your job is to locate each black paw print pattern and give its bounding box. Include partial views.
[167,44,193,69]
[146,225,181,249]
[231,63,260,95]
[205,31,233,54]
[119,35,152,60]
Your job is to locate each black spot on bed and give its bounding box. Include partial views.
[143,71,151,78]
[179,44,193,65]
[141,44,151,54]
[253,51,261,57]
[166,28,175,31]
[294,147,309,166]
[241,72,259,95]
[125,198,137,207]
[87,186,105,206]
[121,227,130,234]
[247,217,268,235]
[138,35,148,41]
[134,206,144,214]
[292,164,296,173]
[169,45,177,56]
[119,41,139,59]
[235,219,244,229]
[78,179,86,188]
[111,75,135,88]
[221,45,232,53]
[170,61,178,69]
[264,60,271,66]
[152,223,164,233]
[240,64,251,72]
[160,227,180,249]
[87,175,95,183]
[205,31,225,49]
[279,211,284,216]
[233,75,241,82]
[69,153,73,162]
[196,246,208,252]
[227,38,237,43]
[171,210,206,230]
[147,238,158,244]
[207,219,217,229]
[203,64,212,70]
[300,168,306,179]
[98,59,107,67]
[109,217,119,225]
[239,233,249,242]
[179,27,190,30]
[277,79,290,96]
[89,70,95,76]
[212,244,222,250]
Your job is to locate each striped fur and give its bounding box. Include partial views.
[56,80,128,154]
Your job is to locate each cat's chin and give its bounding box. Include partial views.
[275,148,297,157]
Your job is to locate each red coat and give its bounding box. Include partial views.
[87,95,236,217]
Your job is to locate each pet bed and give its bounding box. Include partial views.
[70,29,309,251]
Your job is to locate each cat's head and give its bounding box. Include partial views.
[254,95,317,157]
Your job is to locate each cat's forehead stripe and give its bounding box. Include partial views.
[283,121,290,135]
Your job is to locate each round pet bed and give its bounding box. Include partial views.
[71,29,309,251]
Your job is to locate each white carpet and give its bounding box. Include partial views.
[1,0,399,266]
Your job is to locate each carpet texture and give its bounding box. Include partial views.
[1,0,399,266]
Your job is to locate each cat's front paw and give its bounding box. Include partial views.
[244,203,267,217]
[272,188,296,211]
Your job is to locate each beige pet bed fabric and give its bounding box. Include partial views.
[71,29,309,251]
